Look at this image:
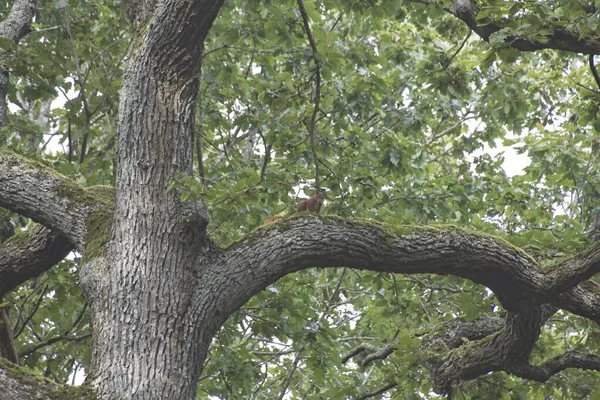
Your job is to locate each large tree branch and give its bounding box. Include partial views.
[553,281,600,323]
[214,218,547,316]
[213,218,600,322]
[0,0,37,40]
[506,351,600,382]
[125,0,225,74]
[0,150,113,251]
[413,0,600,55]
[546,244,600,293]
[345,305,600,395]
[420,304,556,395]
[192,217,600,395]
[0,226,72,297]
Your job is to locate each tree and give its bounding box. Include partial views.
[1,0,600,398]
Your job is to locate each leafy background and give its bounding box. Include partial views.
[2,0,600,398]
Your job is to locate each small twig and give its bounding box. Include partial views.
[277,348,304,400]
[353,382,398,400]
[18,333,91,358]
[589,54,600,91]
[444,30,471,70]
[257,128,271,182]
[13,283,48,338]
[426,115,475,145]
[563,70,600,94]
[63,303,88,336]
[203,44,292,58]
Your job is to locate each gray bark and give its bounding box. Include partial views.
[80,0,224,398]
[0,0,37,129]
[0,150,92,250]
[0,226,71,297]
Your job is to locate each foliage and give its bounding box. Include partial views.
[2,0,600,398]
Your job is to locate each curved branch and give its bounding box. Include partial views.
[191,217,600,395]
[418,0,600,55]
[546,244,600,293]
[0,150,110,250]
[507,351,600,382]
[215,218,543,316]
[0,226,72,297]
[421,305,557,394]
[207,218,600,340]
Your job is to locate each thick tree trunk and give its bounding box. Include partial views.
[80,1,224,398]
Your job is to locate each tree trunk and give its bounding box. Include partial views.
[80,1,224,398]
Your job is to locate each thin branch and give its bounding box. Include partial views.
[297,0,322,190]
[16,301,88,358]
[354,382,398,400]
[257,128,271,182]
[426,115,475,145]
[18,333,91,358]
[13,284,48,338]
[443,29,471,70]
[277,345,304,400]
[63,303,88,336]
[564,69,600,94]
[589,55,600,90]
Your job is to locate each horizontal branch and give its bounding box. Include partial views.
[507,351,600,382]
[18,332,91,358]
[206,217,600,340]
[215,218,544,315]
[413,0,600,55]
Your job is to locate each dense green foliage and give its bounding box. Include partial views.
[2,0,600,398]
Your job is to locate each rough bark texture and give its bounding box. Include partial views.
[79,0,224,398]
[0,358,95,400]
[0,307,18,363]
[0,0,37,130]
[0,150,89,250]
[0,226,71,297]
[0,0,44,371]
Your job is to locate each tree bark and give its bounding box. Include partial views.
[80,1,224,398]
[0,0,37,130]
